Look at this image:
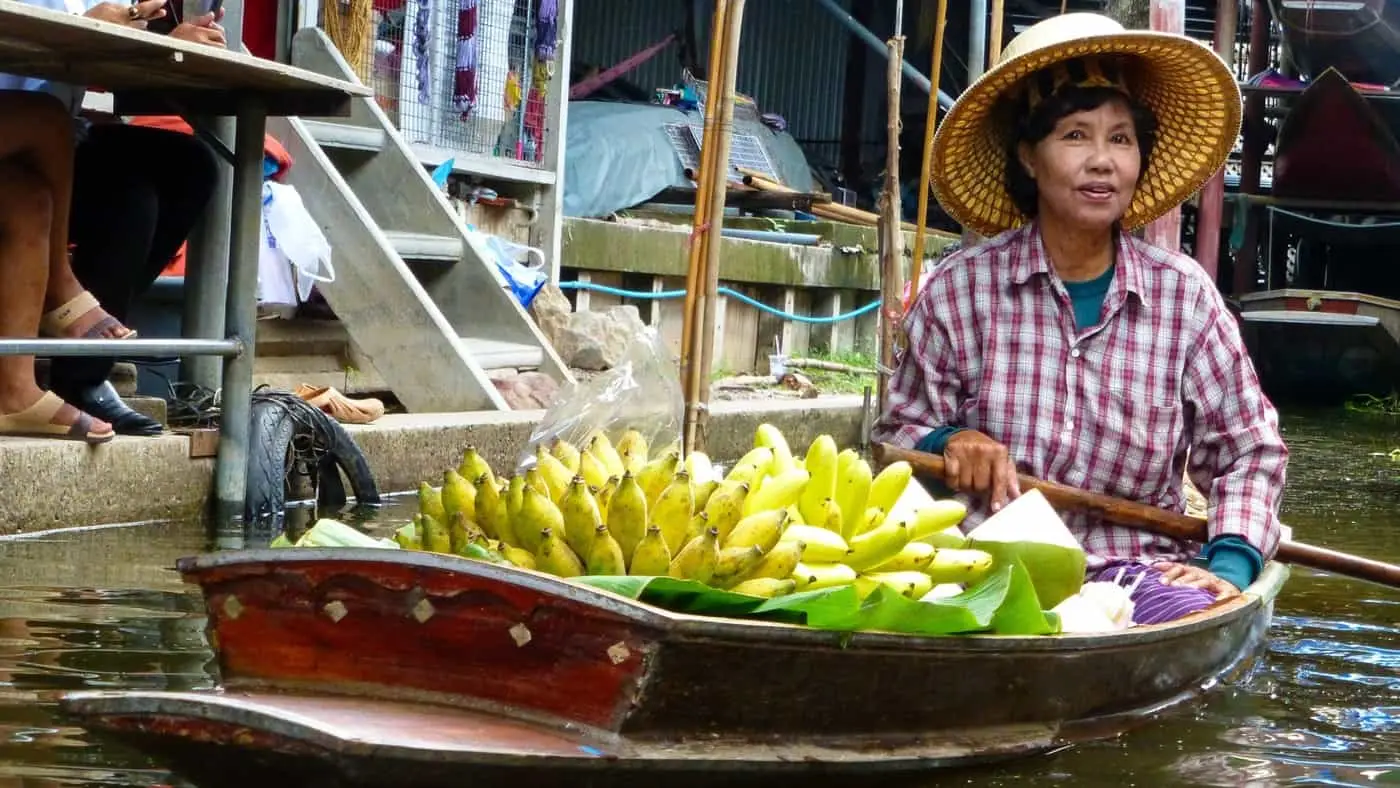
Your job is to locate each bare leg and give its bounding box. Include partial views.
[0,92,113,438]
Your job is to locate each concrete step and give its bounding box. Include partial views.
[301,119,386,153]
[461,337,543,371]
[384,230,461,264]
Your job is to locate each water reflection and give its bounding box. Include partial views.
[0,411,1393,787]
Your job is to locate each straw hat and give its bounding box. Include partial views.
[931,13,1242,237]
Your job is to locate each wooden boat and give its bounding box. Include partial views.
[1270,68,1400,202]
[1268,0,1400,86]
[60,548,1289,787]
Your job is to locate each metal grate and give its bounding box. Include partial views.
[320,0,557,168]
[663,122,702,172]
[684,124,781,183]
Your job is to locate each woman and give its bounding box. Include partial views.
[873,13,1289,625]
[0,0,225,438]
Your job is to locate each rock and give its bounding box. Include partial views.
[493,371,562,410]
[529,282,573,350]
[553,305,647,371]
[110,362,140,397]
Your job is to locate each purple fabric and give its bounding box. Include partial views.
[535,0,558,61]
[413,0,432,104]
[453,0,479,117]
[1088,561,1219,626]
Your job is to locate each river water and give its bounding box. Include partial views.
[0,408,1394,787]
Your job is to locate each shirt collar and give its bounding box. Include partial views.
[1010,221,1152,307]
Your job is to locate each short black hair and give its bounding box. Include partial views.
[1001,85,1159,219]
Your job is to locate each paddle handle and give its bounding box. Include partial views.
[873,443,1400,589]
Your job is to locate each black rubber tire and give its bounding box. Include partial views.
[244,395,381,527]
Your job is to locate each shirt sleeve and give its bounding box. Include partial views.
[1182,292,1289,560]
[871,277,966,449]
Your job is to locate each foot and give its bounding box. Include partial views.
[40,291,135,340]
[0,386,115,443]
[52,381,163,437]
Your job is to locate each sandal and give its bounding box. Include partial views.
[294,384,385,425]
[0,391,115,444]
[40,291,137,339]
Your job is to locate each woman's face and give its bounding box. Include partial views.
[1016,96,1142,234]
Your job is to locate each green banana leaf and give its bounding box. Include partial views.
[572,556,1060,637]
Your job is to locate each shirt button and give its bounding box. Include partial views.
[1071,348,1082,359]
[1065,421,1074,431]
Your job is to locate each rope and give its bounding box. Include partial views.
[557,280,882,325]
[1269,206,1400,230]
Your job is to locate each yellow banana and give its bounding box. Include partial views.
[559,476,602,558]
[729,577,797,598]
[754,423,795,474]
[692,478,719,510]
[524,467,551,501]
[419,512,452,554]
[505,475,525,524]
[871,541,936,572]
[911,501,970,544]
[778,524,849,563]
[477,477,513,545]
[447,511,486,555]
[855,571,934,600]
[457,445,495,490]
[835,456,873,539]
[418,482,446,524]
[637,450,680,506]
[684,511,711,545]
[651,470,694,554]
[441,470,477,523]
[668,526,720,583]
[868,461,913,513]
[516,485,562,553]
[740,539,804,582]
[585,523,627,576]
[845,518,911,571]
[615,429,649,474]
[797,434,838,524]
[725,446,774,487]
[393,520,421,550]
[925,548,996,585]
[856,506,887,537]
[596,476,619,523]
[702,480,750,542]
[629,524,672,576]
[741,468,810,516]
[723,509,787,553]
[791,561,857,591]
[578,449,611,490]
[550,438,581,474]
[816,497,844,535]
[685,450,717,483]
[587,431,626,478]
[535,527,584,578]
[500,544,536,570]
[535,445,573,503]
[606,472,648,564]
[712,545,766,588]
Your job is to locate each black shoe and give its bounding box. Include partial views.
[55,381,164,437]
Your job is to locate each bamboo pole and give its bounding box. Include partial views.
[905,0,948,312]
[680,0,730,401]
[988,0,1005,66]
[688,0,747,454]
[739,169,923,231]
[878,31,905,405]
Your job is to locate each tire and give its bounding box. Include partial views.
[244,391,381,527]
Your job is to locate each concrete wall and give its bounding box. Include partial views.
[0,397,866,536]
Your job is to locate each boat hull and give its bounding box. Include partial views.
[58,550,1287,784]
[1241,289,1400,403]
[1268,0,1400,85]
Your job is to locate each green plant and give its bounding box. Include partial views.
[1343,392,1400,416]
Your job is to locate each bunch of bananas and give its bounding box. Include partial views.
[399,425,993,602]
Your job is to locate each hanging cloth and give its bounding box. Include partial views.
[453,0,479,118]
[413,0,433,104]
[534,0,558,61]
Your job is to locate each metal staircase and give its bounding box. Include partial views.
[263,26,569,412]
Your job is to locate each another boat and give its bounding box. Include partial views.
[1267,0,1400,86]
[1270,69,1400,202]
[59,548,1288,786]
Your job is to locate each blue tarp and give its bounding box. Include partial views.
[562,100,816,219]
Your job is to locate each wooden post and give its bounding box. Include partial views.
[1233,0,1273,297]
[1142,0,1186,252]
[906,0,949,312]
[878,24,906,406]
[1195,0,1238,284]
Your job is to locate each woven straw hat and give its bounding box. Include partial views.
[931,13,1242,237]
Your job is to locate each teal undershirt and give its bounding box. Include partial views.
[914,264,1262,591]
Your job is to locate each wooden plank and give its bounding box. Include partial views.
[0,0,366,117]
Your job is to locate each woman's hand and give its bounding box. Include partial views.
[943,430,1022,513]
[85,0,166,28]
[1153,562,1240,600]
[171,12,227,46]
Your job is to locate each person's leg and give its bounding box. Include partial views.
[0,93,113,442]
[1087,561,1220,626]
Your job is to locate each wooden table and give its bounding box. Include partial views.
[0,0,370,524]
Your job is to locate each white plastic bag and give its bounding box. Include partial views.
[258,181,335,317]
[463,225,548,308]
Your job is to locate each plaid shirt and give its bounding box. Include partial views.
[873,223,1288,568]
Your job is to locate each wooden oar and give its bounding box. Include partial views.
[873,443,1400,590]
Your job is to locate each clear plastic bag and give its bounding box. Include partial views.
[515,326,682,473]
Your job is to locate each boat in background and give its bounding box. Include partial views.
[58,548,1287,788]
[1238,69,1400,403]
[1268,0,1400,86]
